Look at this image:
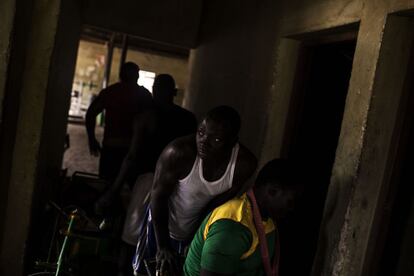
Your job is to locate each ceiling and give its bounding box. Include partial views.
[81,26,190,58]
[81,0,204,50]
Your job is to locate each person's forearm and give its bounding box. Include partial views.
[110,155,136,194]
[151,198,171,250]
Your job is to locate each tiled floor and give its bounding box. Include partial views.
[62,123,103,176]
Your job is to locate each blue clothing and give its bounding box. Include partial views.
[132,206,189,275]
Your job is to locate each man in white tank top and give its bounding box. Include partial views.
[133,106,257,275]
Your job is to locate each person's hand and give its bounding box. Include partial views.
[94,190,116,216]
[89,138,101,156]
[156,247,179,276]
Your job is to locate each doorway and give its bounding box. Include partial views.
[377,32,414,276]
[279,39,356,275]
[63,26,191,176]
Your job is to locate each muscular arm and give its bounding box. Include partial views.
[85,92,105,155]
[151,139,193,250]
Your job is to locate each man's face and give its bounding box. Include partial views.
[266,184,301,219]
[196,119,235,160]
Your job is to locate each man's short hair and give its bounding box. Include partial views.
[120,62,139,82]
[154,74,175,90]
[205,106,241,137]
[256,159,302,189]
[154,74,176,96]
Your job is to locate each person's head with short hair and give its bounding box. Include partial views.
[120,62,139,83]
[196,106,241,160]
[153,74,177,104]
[254,159,303,219]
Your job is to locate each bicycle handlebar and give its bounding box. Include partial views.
[47,201,100,230]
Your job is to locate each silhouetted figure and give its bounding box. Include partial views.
[133,106,258,275]
[95,74,197,276]
[95,74,197,212]
[183,159,303,276]
[85,62,152,182]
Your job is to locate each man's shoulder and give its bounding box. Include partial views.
[109,82,150,96]
[157,135,197,178]
[203,201,252,245]
[99,82,123,98]
[96,84,116,104]
[168,134,196,151]
[236,144,258,171]
[172,104,195,117]
[212,194,249,220]
[105,82,123,91]
[172,105,197,127]
[161,135,196,160]
[135,84,151,95]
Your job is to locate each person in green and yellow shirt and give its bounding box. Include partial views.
[184,159,303,276]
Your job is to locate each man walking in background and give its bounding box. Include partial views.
[85,62,152,183]
[94,74,197,276]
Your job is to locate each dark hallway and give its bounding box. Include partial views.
[2,1,414,276]
[377,35,414,276]
[280,39,356,276]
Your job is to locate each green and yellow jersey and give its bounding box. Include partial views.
[183,194,276,276]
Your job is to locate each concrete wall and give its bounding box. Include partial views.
[186,0,414,275]
[337,14,414,276]
[0,1,195,273]
[0,0,196,272]
[27,0,82,268]
[0,0,36,262]
[0,0,82,274]
[0,0,16,126]
[0,0,18,254]
[82,0,203,48]
[186,1,280,154]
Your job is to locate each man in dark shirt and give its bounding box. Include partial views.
[95,74,197,212]
[85,62,152,182]
[94,74,197,276]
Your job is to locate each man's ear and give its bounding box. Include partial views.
[173,88,178,97]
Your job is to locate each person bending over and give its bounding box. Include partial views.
[184,159,303,276]
[133,106,257,275]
